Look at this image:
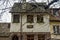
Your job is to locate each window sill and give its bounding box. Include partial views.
[37,22,44,23]
[12,22,20,23]
[27,22,34,23]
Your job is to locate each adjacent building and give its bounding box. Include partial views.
[0,23,10,40]
[50,8,60,40]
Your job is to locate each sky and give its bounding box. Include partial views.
[0,0,60,23]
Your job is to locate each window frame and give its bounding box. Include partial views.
[53,9,59,16]
[27,15,34,23]
[37,15,44,23]
[13,14,20,23]
[53,25,60,34]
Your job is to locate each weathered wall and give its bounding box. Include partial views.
[10,13,21,32]
[10,13,50,32]
[0,23,10,33]
[0,23,10,40]
[22,13,50,32]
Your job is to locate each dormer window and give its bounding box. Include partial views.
[13,14,20,23]
[53,9,59,16]
[37,15,43,23]
[27,15,34,23]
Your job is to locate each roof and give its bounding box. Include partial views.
[10,2,60,21]
[50,14,60,22]
[10,3,49,13]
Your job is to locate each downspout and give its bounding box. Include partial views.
[20,0,26,40]
[20,13,22,40]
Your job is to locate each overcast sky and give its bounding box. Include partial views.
[0,0,60,23]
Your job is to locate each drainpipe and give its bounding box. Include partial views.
[20,0,26,40]
[20,13,22,40]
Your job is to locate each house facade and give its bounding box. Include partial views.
[9,1,51,40]
[0,0,60,40]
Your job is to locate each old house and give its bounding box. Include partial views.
[0,0,60,40]
[9,0,51,40]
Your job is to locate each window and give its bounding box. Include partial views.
[27,15,33,23]
[53,25,60,34]
[27,35,34,40]
[53,9,59,16]
[38,34,45,40]
[13,14,20,23]
[27,25,33,28]
[8,24,10,28]
[37,15,43,23]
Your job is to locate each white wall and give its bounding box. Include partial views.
[10,13,50,32]
[10,13,21,32]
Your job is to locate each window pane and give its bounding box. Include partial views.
[13,14,20,23]
[27,15,33,23]
[53,25,59,34]
[57,26,59,33]
[37,15,43,23]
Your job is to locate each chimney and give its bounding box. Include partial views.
[22,0,26,9]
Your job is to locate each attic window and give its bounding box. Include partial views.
[13,14,20,23]
[37,15,43,23]
[53,9,59,16]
